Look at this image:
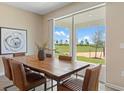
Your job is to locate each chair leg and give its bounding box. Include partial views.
[44,82,47,91]
[51,79,53,91]
[32,88,35,91]
[76,72,78,78]
[4,84,14,91]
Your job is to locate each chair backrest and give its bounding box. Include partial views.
[82,65,101,91]
[59,55,72,61]
[10,59,27,90]
[13,53,25,57]
[2,57,13,80]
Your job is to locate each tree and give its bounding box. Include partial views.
[56,40,59,44]
[65,40,68,45]
[92,30,105,58]
[60,40,63,45]
[84,39,89,46]
[80,40,84,46]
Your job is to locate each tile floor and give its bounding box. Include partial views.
[0,75,115,91]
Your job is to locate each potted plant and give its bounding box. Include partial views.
[36,42,48,61]
[36,42,55,61]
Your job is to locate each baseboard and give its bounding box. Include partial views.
[106,82,124,91]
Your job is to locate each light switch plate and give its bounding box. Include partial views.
[121,71,124,77]
[120,43,124,48]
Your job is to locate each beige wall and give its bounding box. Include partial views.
[0,4,43,75]
[106,3,124,89]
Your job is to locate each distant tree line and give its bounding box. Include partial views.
[55,38,90,46]
[77,38,90,46]
[55,39,69,45]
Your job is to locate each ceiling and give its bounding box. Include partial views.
[5,2,71,15]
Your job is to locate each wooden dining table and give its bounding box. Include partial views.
[11,55,90,90]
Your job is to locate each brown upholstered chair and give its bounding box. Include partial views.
[59,55,72,61]
[13,52,32,72]
[58,64,101,91]
[2,57,14,90]
[13,53,25,57]
[2,57,32,90]
[10,59,46,91]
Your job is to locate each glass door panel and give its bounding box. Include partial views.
[74,7,106,64]
[54,17,72,57]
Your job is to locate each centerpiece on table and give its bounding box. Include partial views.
[36,42,55,61]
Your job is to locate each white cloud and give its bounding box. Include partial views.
[78,38,83,43]
[66,35,69,38]
[60,31,65,36]
[55,31,66,36]
[77,36,94,44]
[77,36,90,43]
[83,36,93,44]
[83,36,90,41]
[55,31,61,36]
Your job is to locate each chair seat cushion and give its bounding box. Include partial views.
[26,72,46,90]
[59,78,83,91]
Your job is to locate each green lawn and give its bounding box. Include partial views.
[55,44,105,64]
[55,45,103,53]
[77,45,103,52]
[77,56,105,64]
[55,45,69,54]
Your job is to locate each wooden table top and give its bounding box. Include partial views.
[11,55,90,81]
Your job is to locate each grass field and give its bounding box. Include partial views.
[77,45,103,52]
[55,44,105,64]
[77,56,105,64]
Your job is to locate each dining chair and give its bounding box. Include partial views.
[2,57,14,90]
[2,57,33,91]
[10,59,47,91]
[13,52,32,72]
[58,55,72,61]
[58,64,101,91]
[13,53,25,57]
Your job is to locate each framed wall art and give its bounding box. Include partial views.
[0,27,27,54]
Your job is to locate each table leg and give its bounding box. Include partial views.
[76,72,78,78]
[51,79,53,91]
[57,80,60,91]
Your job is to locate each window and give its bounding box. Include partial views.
[54,17,72,57]
[53,6,105,64]
[74,7,105,64]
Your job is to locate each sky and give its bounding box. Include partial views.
[54,25,105,44]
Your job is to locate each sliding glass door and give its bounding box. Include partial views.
[74,7,105,64]
[53,6,105,64]
[53,17,72,57]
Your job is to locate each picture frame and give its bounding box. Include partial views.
[0,27,27,54]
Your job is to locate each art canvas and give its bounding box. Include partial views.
[0,27,27,54]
